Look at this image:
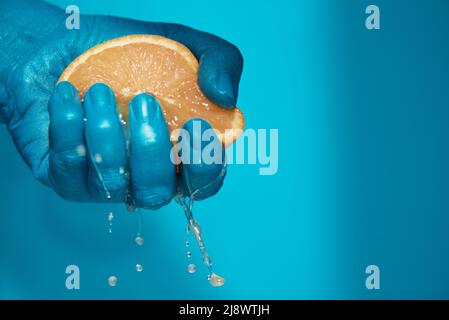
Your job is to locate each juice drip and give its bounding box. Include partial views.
[188,217,212,271]
[175,191,225,287]
[92,158,112,200]
[135,264,144,272]
[136,208,143,234]
[108,275,117,287]
[107,212,114,234]
[187,263,197,273]
[135,235,144,246]
[209,273,225,287]
[134,209,144,246]
[133,209,144,273]
[84,122,113,200]
[122,119,135,213]
[118,116,226,286]
[121,136,143,247]
[121,118,146,273]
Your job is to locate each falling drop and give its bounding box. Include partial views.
[186,251,192,258]
[135,235,144,246]
[187,219,213,270]
[187,264,197,274]
[135,264,144,272]
[185,241,190,247]
[107,211,114,234]
[137,209,143,235]
[75,145,86,157]
[108,276,117,287]
[94,153,103,163]
[85,127,113,202]
[209,273,225,287]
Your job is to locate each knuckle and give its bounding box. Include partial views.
[134,188,173,210]
[97,169,127,192]
[51,150,86,171]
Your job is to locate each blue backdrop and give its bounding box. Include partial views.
[0,0,448,299]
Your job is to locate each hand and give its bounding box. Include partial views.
[0,0,243,207]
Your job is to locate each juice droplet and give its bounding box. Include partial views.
[119,113,127,126]
[187,263,197,274]
[107,211,114,234]
[185,241,190,247]
[108,276,117,287]
[135,235,144,246]
[76,145,86,157]
[94,153,103,163]
[209,273,225,287]
[186,251,192,258]
[135,264,144,272]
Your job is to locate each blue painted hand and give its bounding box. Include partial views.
[0,0,243,208]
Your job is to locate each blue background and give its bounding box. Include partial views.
[1,0,448,299]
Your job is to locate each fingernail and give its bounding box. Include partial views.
[55,81,77,100]
[88,83,113,106]
[217,73,236,106]
[130,93,160,123]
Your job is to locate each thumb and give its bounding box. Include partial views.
[165,24,244,108]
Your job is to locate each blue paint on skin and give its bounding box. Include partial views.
[0,0,242,203]
[128,93,175,209]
